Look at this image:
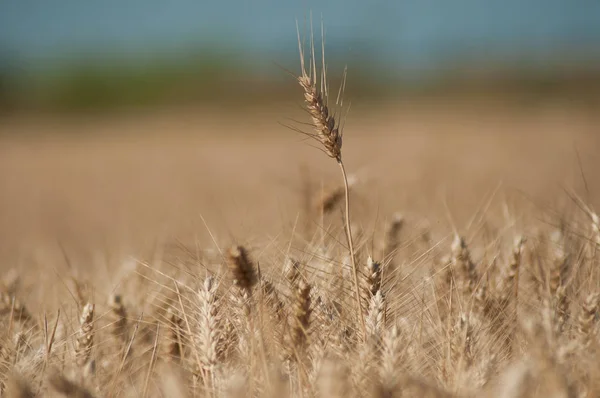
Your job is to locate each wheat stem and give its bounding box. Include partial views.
[338,160,365,338]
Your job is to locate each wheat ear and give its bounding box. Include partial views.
[577,292,599,347]
[291,279,311,354]
[227,245,257,363]
[361,256,382,318]
[75,303,94,368]
[196,276,223,375]
[295,21,365,337]
[228,245,257,295]
[450,235,478,299]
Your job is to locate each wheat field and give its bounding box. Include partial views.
[0,41,600,397]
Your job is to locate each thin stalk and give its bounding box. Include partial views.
[338,159,366,337]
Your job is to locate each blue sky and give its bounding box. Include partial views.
[1,1,600,70]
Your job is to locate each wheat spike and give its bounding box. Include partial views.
[290,279,311,354]
[577,292,599,347]
[196,276,224,373]
[228,245,257,293]
[296,32,342,161]
[365,291,385,344]
[450,235,478,298]
[75,303,95,368]
[361,256,382,316]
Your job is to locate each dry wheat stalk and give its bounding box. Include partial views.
[353,291,387,395]
[450,235,479,299]
[447,312,476,385]
[227,246,258,363]
[577,292,599,347]
[228,245,257,296]
[290,279,311,355]
[361,256,382,317]
[499,236,526,302]
[196,276,224,374]
[365,291,385,345]
[380,323,403,390]
[296,32,342,161]
[295,21,365,338]
[75,303,94,368]
[491,236,526,344]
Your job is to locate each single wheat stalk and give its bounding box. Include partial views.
[548,231,567,297]
[291,278,312,355]
[577,292,599,347]
[380,323,403,390]
[227,245,257,363]
[75,303,94,368]
[295,21,365,338]
[228,245,257,297]
[504,236,525,302]
[196,276,224,376]
[361,256,382,318]
[449,313,475,378]
[450,235,478,299]
[495,236,526,321]
[365,291,385,344]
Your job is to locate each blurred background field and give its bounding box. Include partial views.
[1,1,600,112]
[0,1,599,268]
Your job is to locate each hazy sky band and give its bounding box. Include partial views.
[1,0,600,68]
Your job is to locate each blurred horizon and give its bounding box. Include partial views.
[1,1,600,112]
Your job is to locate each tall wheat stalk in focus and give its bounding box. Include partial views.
[293,19,365,336]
